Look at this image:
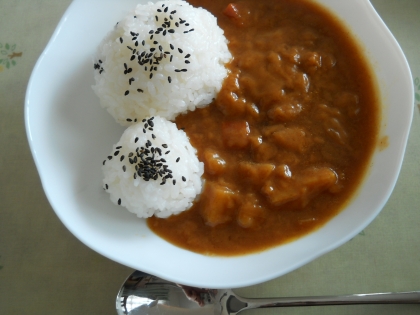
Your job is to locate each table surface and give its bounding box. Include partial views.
[1,0,419,314]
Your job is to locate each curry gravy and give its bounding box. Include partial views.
[148,0,379,255]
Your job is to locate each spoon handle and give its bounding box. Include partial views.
[239,291,420,310]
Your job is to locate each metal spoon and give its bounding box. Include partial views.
[116,270,420,315]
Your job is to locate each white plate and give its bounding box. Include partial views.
[25,0,413,288]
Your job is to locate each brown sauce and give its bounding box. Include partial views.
[148,0,379,256]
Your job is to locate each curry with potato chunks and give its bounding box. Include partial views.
[148,0,379,255]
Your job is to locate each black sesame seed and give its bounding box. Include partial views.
[168,76,172,83]
[163,30,167,36]
[170,55,173,62]
[157,8,162,12]
[103,160,106,165]
[118,198,121,205]
[119,37,123,43]
[178,48,183,53]
[108,156,112,160]
[142,40,145,46]
[127,46,133,50]
[120,155,125,162]
[185,60,190,64]
[150,73,153,79]
[185,54,191,58]
[122,165,126,172]
[137,89,144,93]
[173,179,176,185]
[168,29,175,34]
[155,15,158,21]
[182,176,186,182]
[164,6,168,12]
[130,55,135,61]
[176,157,180,162]
[143,128,146,133]
[105,184,109,189]
[125,90,129,96]
[135,137,139,143]
[114,150,120,156]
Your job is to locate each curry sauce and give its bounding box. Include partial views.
[148,0,379,255]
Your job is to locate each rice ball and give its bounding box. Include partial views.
[102,116,204,218]
[93,0,232,126]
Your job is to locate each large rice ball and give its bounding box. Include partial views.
[102,116,204,218]
[93,0,232,126]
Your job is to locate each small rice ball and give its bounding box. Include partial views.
[102,116,204,218]
[93,0,232,126]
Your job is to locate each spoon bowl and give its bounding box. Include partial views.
[116,271,420,315]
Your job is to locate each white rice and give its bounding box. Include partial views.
[93,0,232,126]
[102,116,204,218]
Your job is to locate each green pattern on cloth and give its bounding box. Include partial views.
[0,43,22,71]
